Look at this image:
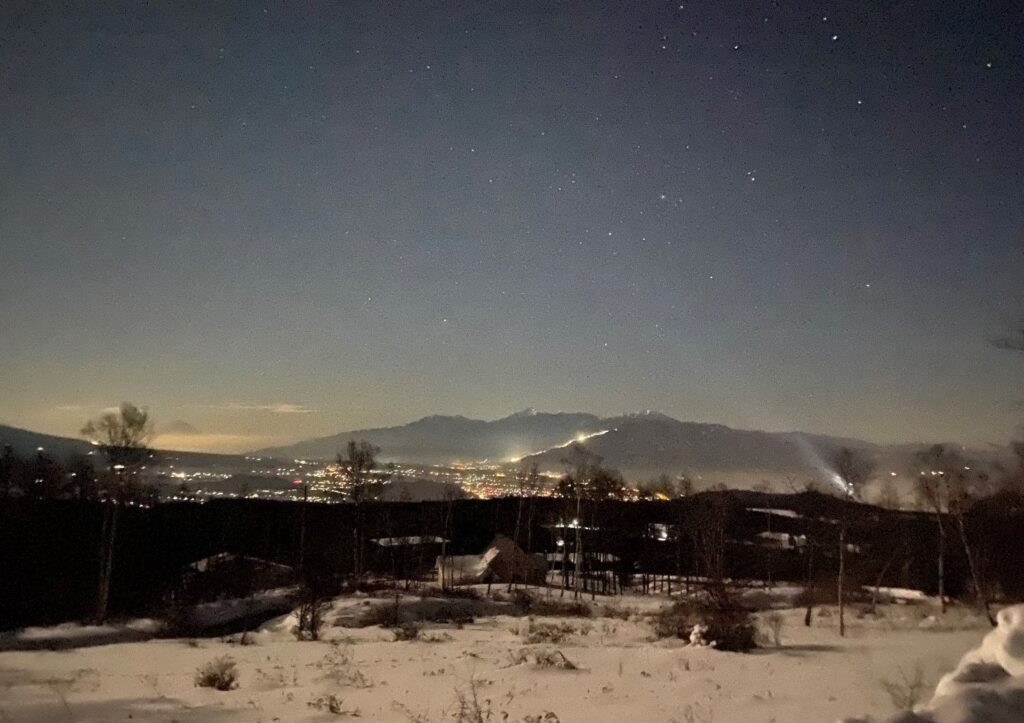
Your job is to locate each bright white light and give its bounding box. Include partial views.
[828,472,854,497]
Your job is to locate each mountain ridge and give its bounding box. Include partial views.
[251,409,985,485]
[4,412,1003,489]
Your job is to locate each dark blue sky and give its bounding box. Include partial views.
[1,1,1022,451]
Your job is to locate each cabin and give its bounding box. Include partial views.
[436,534,547,586]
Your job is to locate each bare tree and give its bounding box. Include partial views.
[81,402,153,623]
[556,446,627,598]
[509,461,542,592]
[915,444,994,622]
[567,446,596,600]
[636,473,677,500]
[831,447,873,637]
[690,494,730,605]
[337,440,381,582]
[438,486,457,591]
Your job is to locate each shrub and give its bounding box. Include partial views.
[519,619,590,644]
[427,602,475,626]
[194,655,239,691]
[422,631,454,643]
[534,599,591,618]
[308,693,360,716]
[881,663,927,710]
[399,677,562,722]
[512,589,533,614]
[532,648,579,670]
[514,593,591,618]
[508,647,579,670]
[394,621,421,641]
[654,600,758,652]
[360,602,401,628]
[293,595,330,641]
[362,600,476,629]
[522,621,567,645]
[443,587,483,600]
[453,678,492,723]
[598,604,634,621]
[316,641,371,687]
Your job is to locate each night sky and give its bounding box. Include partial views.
[2,1,1022,452]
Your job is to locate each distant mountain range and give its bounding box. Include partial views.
[255,408,606,465]
[0,423,250,471]
[0,424,94,459]
[5,411,1009,491]
[253,409,1004,486]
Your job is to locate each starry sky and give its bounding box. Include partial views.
[1,1,1022,452]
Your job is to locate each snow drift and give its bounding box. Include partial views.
[883,604,1024,723]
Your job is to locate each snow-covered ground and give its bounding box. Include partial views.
[0,589,998,722]
[861,603,1024,723]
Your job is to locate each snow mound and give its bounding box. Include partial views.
[0,619,161,650]
[879,605,1024,723]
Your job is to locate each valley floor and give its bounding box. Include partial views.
[0,591,992,723]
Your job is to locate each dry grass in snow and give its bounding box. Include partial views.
[0,588,995,722]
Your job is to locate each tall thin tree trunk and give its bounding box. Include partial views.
[937,517,947,614]
[838,524,846,637]
[439,537,448,591]
[525,497,535,591]
[96,501,118,623]
[560,527,568,598]
[573,493,582,600]
[439,498,452,591]
[870,550,897,615]
[509,496,524,592]
[352,501,363,585]
[804,541,815,627]
[956,515,995,625]
[96,467,124,624]
[299,483,308,575]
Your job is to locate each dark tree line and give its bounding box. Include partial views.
[6,482,1024,631]
[3,405,1024,634]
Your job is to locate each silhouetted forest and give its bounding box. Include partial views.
[3,488,1023,630]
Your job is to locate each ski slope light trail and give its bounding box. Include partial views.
[506,429,612,464]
